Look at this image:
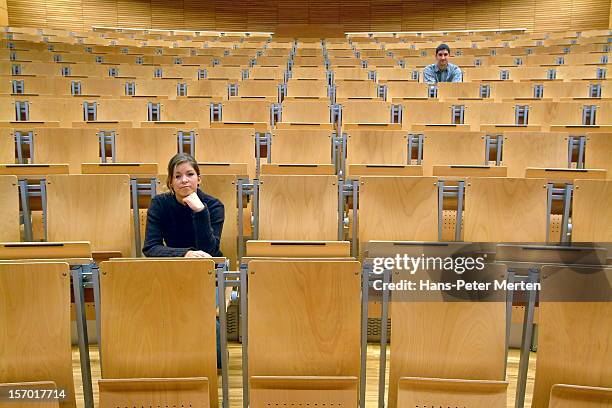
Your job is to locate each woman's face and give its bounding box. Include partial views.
[171,162,201,201]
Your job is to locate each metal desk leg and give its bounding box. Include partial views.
[378,269,390,408]
[218,265,230,408]
[71,266,94,408]
[240,266,249,408]
[515,270,537,408]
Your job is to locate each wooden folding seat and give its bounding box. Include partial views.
[584,133,612,178]
[335,80,379,101]
[27,128,100,173]
[544,81,609,101]
[129,79,177,98]
[463,177,548,242]
[558,66,607,81]
[195,127,257,178]
[328,57,362,67]
[0,175,19,241]
[46,174,132,257]
[270,129,334,165]
[327,50,355,58]
[531,265,612,408]
[291,67,327,80]
[0,97,81,127]
[571,179,612,242]
[74,78,125,98]
[365,57,398,68]
[358,176,438,244]
[249,67,286,81]
[248,259,360,408]
[98,259,218,408]
[154,99,211,127]
[278,100,332,127]
[548,384,612,408]
[285,79,328,99]
[186,79,229,100]
[341,100,393,126]
[463,67,512,82]
[436,82,486,101]
[478,101,549,131]
[232,79,279,101]
[0,261,76,408]
[0,129,14,164]
[509,66,558,82]
[344,129,409,175]
[258,174,339,240]
[293,56,326,66]
[380,247,508,407]
[376,67,414,82]
[386,82,431,101]
[218,100,271,127]
[219,56,252,66]
[0,76,71,97]
[114,127,177,168]
[549,101,612,128]
[501,132,569,177]
[333,67,369,81]
[256,56,289,66]
[205,66,244,81]
[419,131,488,175]
[401,100,474,131]
[565,53,609,65]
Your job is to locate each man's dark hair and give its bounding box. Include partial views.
[436,43,451,55]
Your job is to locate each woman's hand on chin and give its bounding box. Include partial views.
[183,191,205,212]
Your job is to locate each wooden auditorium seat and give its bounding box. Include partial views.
[195,127,258,178]
[98,258,218,407]
[0,175,19,241]
[0,262,76,408]
[270,129,334,165]
[571,179,612,242]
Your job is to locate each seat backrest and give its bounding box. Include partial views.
[196,127,257,178]
[99,259,218,408]
[572,179,612,242]
[0,262,76,408]
[270,129,333,164]
[280,100,331,124]
[342,100,391,125]
[389,262,507,408]
[463,177,549,242]
[358,176,439,244]
[502,132,569,177]
[0,175,19,242]
[285,79,328,98]
[115,127,177,168]
[421,131,487,175]
[532,265,612,408]
[33,128,100,173]
[248,259,361,377]
[46,174,132,256]
[585,133,612,177]
[221,100,271,124]
[549,384,612,408]
[0,130,13,163]
[345,129,408,167]
[258,174,338,240]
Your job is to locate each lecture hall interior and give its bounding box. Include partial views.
[0,0,611,407]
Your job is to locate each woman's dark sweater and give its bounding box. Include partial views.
[142,189,224,257]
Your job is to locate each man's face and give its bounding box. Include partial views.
[436,49,449,69]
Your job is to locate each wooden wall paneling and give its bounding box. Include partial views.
[45,0,84,31]
[278,0,309,25]
[535,0,571,32]
[340,0,371,31]
[82,0,118,29]
[371,0,402,31]
[571,0,610,31]
[8,0,47,27]
[152,0,184,29]
[467,0,501,29]
[309,0,340,26]
[434,0,467,30]
[184,0,215,30]
[499,0,535,30]
[402,0,434,31]
[247,0,278,31]
[215,0,248,30]
[117,0,151,28]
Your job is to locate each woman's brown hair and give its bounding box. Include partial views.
[166,153,200,192]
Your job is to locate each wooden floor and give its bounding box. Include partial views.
[72,343,536,407]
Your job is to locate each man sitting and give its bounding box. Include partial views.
[423,43,463,83]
